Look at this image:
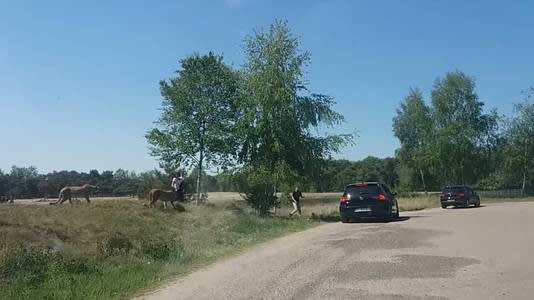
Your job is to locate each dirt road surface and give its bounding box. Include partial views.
[137,202,534,300]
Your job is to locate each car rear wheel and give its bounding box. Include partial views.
[341,216,350,223]
[441,204,447,209]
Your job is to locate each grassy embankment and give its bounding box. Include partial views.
[1,193,533,299]
[0,197,320,300]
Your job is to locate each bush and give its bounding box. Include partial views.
[140,239,180,261]
[236,165,283,215]
[243,185,279,215]
[0,246,96,288]
[97,232,133,256]
[0,246,49,285]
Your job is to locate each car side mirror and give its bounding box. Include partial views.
[392,192,397,196]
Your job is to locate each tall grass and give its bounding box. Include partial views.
[0,200,316,299]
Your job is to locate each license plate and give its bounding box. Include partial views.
[354,208,371,213]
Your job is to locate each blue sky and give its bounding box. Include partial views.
[1,0,533,173]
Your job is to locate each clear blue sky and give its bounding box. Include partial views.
[1,0,533,173]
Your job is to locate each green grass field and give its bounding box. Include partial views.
[1,193,533,299]
[0,199,318,299]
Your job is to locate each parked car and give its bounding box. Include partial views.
[440,185,480,208]
[339,182,399,223]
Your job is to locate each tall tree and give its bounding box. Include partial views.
[8,166,39,198]
[503,89,534,195]
[0,169,8,197]
[237,21,350,213]
[393,88,433,191]
[430,71,498,185]
[146,52,240,203]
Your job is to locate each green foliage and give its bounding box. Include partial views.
[430,71,499,185]
[146,52,241,203]
[6,166,40,198]
[97,232,134,256]
[307,157,399,192]
[237,166,281,215]
[236,21,351,212]
[0,169,8,198]
[393,71,500,190]
[0,246,97,290]
[0,200,315,299]
[140,239,181,261]
[393,88,433,191]
[502,90,534,194]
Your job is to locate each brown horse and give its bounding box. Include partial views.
[147,189,185,211]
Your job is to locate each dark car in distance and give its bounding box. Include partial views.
[440,185,480,208]
[339,182,399,223]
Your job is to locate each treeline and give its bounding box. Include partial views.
[0,166,243,199]
[393,73,534,195]
[3,137,533,199]
[0,156,397,199]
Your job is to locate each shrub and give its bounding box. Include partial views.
[97,232,133,256]
[140,240,178,261]
[236,166,281,215]
[0,246,96,288]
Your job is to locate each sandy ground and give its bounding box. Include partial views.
[4,192,341,206]
[136,202,534,300]
[4,196,137,205]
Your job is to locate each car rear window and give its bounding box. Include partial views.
[345,184,382,197]
[442,186,465,193]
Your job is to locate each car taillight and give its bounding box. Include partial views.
[458,192,465,197]
[440,192,445,198]
[340,195,349,203]
[374,193,386,201]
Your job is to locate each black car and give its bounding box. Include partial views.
[339,182,399,223]
[440,185,480,208]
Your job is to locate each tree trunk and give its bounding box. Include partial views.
[419,168,427,193]
[273,184,276,214]
[196,150,203,205]
[522,146,527,197]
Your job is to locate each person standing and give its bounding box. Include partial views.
[171,175,177,192]
[289,187,304,216]
[172,174,185,202]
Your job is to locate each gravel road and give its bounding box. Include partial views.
[137,202,534,300]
